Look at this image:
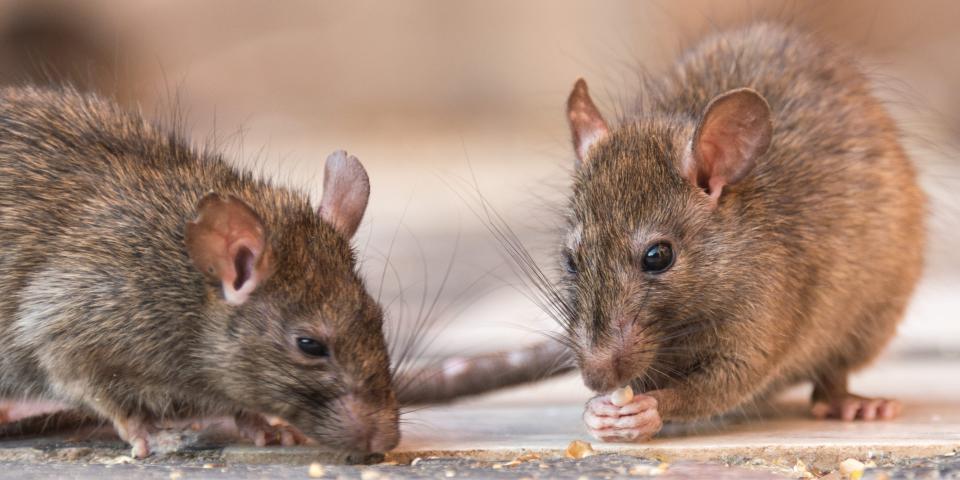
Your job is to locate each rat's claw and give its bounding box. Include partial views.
[112,415,155,458]
[130,436,150,459]
[583,392,662,443]
[811,394,901,422]
[235,412,310,447]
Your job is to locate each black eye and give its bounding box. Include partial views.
[641,242,674,273]
[296,337,330,357]
[562,250,578,275]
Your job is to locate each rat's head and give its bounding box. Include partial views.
[185,151,398,456]
[561,79,773,393]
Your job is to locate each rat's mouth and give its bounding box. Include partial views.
[314,394,400,455]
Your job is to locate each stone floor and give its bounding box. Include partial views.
[0,356,956,478]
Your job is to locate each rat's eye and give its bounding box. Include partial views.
[641,242,674,273]
[296,337,330,357]
[562,250,578,275]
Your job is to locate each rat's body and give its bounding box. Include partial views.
[0,86,399,457]
[560,23,924,440]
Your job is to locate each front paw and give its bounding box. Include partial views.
[235,412,310,447]
[583,392,662,442]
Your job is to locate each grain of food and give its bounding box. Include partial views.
[565,439,596,459]
[308,462,325,478]
[610,385,634,406]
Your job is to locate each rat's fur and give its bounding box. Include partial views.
[565,23,924,421]
[0,86,398,456]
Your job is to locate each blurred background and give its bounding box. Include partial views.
[2,0,956,371]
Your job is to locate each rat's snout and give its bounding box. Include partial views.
[580,314,654,393]
[581,350,633,392]
[335,394,400,454]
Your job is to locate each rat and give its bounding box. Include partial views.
[0,86,399,459]
[558,23,925,442]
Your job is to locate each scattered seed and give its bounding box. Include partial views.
[360,469,381,480]
[308,462,326,478]
[651,462,670,475]
[565,440,596,459]
[839,458,865,479]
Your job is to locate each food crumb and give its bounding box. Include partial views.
[565,439,596,459]
[502,452,541,467]
[444,469,456,477]
[308,462,326,478]
[610,385,635,406]
[839,458,865,479]
[793,459,814,478]
[410,457,422,466]
[360,469,381,480]
[651,462,670,475]
[169,471,183,480]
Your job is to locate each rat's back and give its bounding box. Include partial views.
[0,87,210,397]
[650,24,925,389]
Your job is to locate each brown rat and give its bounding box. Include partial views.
[560,23,925,441]
[0,86,399,459]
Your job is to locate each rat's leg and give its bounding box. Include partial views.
[583,393,661,442]
[77,394,158,458]
[810,369,901,421]
[234,411,310,447]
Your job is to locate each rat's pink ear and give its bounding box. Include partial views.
[567,78,609,166]
[685,88,772,203]
[318,150,370,239]
[185,193,272,306]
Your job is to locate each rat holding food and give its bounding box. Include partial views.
[561,23,925,442]
[0,87,399,459]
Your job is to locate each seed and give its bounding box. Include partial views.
[308,462,325,478]
[838,458,865,479]
[565,440,596,459]
[610,385,634,406]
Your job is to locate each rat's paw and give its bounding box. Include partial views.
[583,393,662,443]
[112,415,156,458]
[811,394,902,422]
[235,412,310,447]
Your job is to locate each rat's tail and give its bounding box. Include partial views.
[0,408,103,438]
[394,339,576,405]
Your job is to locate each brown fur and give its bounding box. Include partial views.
[0,86,398,456]
[563,23,925,420]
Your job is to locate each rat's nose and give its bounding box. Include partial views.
[339,394,400,454]
[581,352,630,392]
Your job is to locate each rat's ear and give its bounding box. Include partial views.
[685,87,772,203]
[185,193,272,306]
[318,150,370,239]
[567,78,609,166]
